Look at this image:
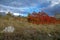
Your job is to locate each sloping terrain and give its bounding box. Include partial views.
[0,15,60,40]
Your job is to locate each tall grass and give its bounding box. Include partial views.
[0,14,60,40]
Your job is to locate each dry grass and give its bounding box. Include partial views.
[0,16,60,40]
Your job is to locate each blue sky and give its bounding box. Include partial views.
[0,0,60,16]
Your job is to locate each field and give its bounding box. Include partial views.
[0,15,60,40]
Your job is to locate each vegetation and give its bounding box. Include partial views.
[0,12,60,40]
[27,11,60,24]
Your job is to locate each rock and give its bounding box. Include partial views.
[2,26,15,33]
[48,34,52,37]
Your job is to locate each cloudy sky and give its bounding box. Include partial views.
[0,0,60,16]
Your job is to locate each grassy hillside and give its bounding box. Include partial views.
[0,15,60,40]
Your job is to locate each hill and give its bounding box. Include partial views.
[0,13,60,40]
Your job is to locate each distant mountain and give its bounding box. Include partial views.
[0,12,6,16]
[0,11,27,17]
[0,11,19,16]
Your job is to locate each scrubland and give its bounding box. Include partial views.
[0,15,60,40]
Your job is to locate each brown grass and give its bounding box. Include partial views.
[0,16,60,40]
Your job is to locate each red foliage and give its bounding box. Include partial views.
[27,11,60,24]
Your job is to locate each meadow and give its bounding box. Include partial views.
[0,13,60,40]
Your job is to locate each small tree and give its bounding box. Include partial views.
[17,15,21,17]
[27,13,31,22]
[6,12,12,16]
[5,12,13,20]
[28,13,31,17]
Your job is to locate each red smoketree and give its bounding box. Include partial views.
[27,11,58,24]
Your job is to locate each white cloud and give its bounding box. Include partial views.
[40,0,60,11]
[12,13,20,16]
[12,13,24,16]
[30,3,37,6]
[37,0,50,4]
[10,1,23,7]
[0,4,31,13]
[0,10,5,12]
[50,0,60,7]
